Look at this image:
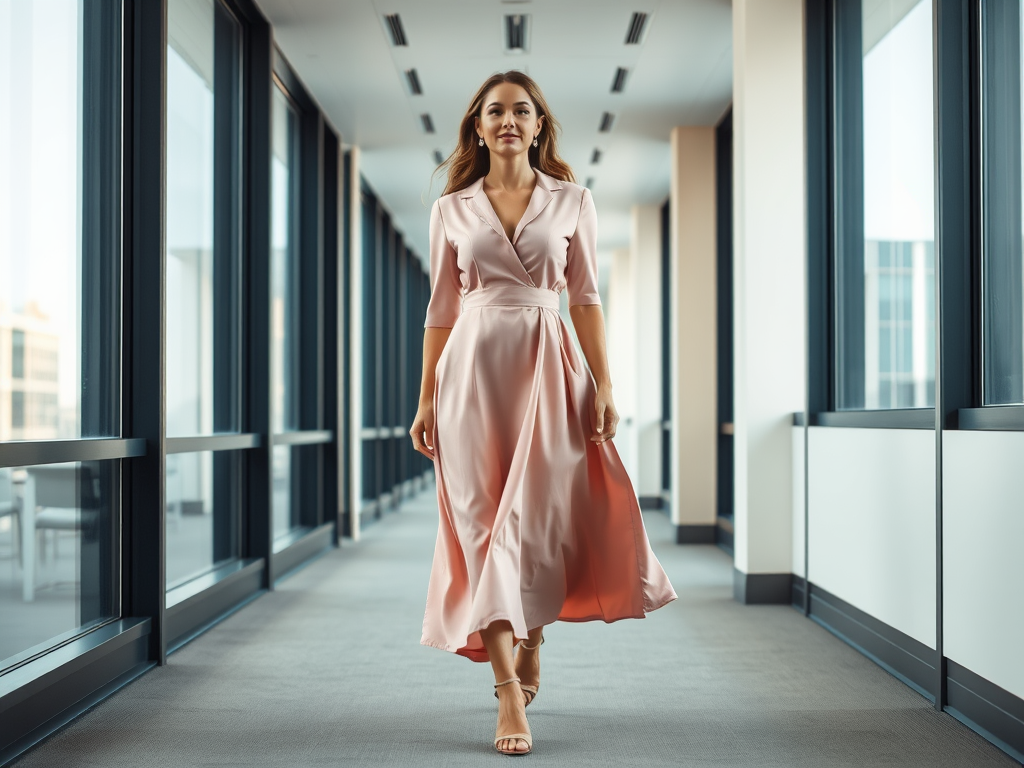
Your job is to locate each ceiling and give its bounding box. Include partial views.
[254,0,733,271]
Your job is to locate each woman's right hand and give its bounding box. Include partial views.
[410,401,436,461]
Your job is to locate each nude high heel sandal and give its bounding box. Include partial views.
[493,677,533,755]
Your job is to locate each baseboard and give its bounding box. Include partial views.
[791,573,807,609]
[675,524,716,544]
[715,516,734,555]
[733,569,792,604]
[807,582,936,701]
[946,660,1024,763]
[801,581,1024,762]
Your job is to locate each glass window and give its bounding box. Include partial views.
[981,1,1024,405]
[0,462,118,673]
[834,0,935,410]
[271,84,302,539]
[272,444,293,543]
[166,0,242,437]
[165,451,240,590]
[0,0,120,440]
[271,85,300,436]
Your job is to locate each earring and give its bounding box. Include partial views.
[478,137,485,146]
[532,137,539,147]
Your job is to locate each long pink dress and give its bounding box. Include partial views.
[420,167,677,662]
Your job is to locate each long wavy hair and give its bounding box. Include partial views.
[437,71,575,196]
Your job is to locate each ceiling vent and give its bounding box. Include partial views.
[504,14,530,53]
[433,149,445,165]
[599,112,615,132]
[420,114,435,133]
[384,14,408,46]
[590,148,602,164]
[625,12,649,44]
[611,67,628,93]
[405,69,422,95]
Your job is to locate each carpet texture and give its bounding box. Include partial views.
[11,485,1019,767]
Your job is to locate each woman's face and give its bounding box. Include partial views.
[475,82,545,158]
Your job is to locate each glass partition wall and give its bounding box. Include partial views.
[0,0,123,674]
[165,0,244,594]
[0,2,347,761]
[358,180,431,525]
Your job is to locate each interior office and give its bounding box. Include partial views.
[0,0,1022,765]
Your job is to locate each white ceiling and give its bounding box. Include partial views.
[254,0,733,271]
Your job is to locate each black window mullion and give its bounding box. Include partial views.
[832,0,866,411]
[126,0,168,664]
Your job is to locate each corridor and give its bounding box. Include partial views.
[11,491,1014,768]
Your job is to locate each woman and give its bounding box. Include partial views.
[409,71,677,756]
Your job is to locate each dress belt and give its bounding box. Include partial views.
[462,285,560,311]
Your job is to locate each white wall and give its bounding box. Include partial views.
[631,205,663,497]
[669,127,717,528]
[792,426,805,578]
[606,246,638,487]
[732,0,806,575]
[808,427,936,648]
[943,431,1024,700]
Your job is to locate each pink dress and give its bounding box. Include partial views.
[420,168,677,662]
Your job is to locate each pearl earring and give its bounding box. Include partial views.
[533,137,539,147]
[478,137,485,146]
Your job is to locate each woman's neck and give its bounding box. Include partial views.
[484,153,535,192]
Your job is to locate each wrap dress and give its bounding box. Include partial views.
[420,167,677,662]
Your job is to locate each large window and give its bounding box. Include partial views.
[981,1,1024,406]
[834,0,935,410]
[271,83,302,541]
[0,0,122,671]
[165,0,244,589]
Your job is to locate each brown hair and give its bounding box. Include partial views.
[437,71,575,196]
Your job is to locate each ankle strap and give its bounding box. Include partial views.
[519,634,544,651]
[494,677,521,689]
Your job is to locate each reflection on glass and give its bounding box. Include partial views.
[271,86,300,435]
[165,451,239,590]
[837,0,935,409]
[0,462,117,673]
[272,444,293,543]
[1,1,119,439]
[165,0,242,436]
[981,2,1024,405]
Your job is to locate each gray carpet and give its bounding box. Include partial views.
[11,484,1019,767]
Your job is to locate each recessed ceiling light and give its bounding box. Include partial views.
[590,149,602,164]
[585,177,595,188]
[405,69,422,95]
[433,149,444,165]
[599,112,615,132]
[625,12,649,44]
[384,14,407,46]
[504,14,530,53]
[420,114,435,133]
[611,67,628,93]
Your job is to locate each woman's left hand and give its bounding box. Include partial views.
[592,386,619,443]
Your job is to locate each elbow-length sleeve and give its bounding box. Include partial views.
[424,199,463,328]
[565,187,602,307]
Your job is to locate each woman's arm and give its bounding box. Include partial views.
[410,327,453,460]
[569,304,619,443]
